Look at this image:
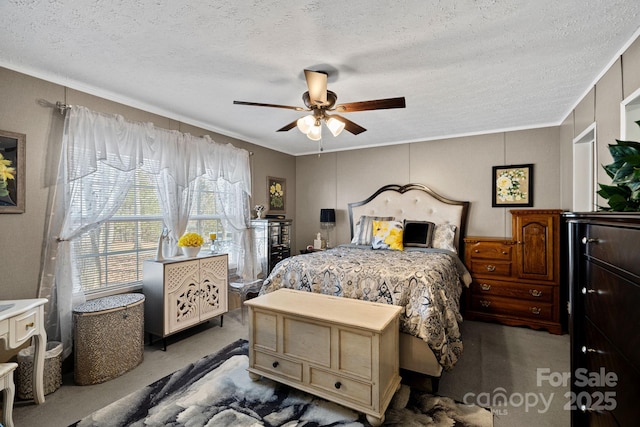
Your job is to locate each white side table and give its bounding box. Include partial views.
[228,279,263,324]
[0,299,47,404]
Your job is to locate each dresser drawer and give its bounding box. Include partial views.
[468,260,513,277]
[310,366,372,407]
[467,240,513,261]
[579,319,640,425]
[584,262,640,368]
[585,224,640,278]
[254,350,303,382]
[10,307,39,346]
[470,280,553,303]
[470,295,553,321]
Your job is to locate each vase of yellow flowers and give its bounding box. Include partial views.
[178,232,204,257]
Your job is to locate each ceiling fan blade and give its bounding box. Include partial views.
[276,120,299,132]
[304,69,328,105]
[233,100,304,111]
[332,114,367,135]
[335,97,406,113]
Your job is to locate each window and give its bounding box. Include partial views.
[72,169,230,296]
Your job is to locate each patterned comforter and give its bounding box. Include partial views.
[259,245,472,371]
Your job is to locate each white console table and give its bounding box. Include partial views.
[0,298,48,404]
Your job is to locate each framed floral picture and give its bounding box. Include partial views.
[492,164,533,207]
[0,129,26,213]
[267,176,286,213]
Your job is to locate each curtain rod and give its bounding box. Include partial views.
[55,101,70,114]
[37,99,70,114]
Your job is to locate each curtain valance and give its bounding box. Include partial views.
[65,106,251,194]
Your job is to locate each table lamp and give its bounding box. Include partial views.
[320,208,336,248]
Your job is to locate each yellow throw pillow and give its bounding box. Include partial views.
[372,220,404,251]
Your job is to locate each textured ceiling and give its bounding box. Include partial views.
[1,1,640,156]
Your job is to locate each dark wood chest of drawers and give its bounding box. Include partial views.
[464,209,563,334]
[565,212,640,426]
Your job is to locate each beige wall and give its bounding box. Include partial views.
[0,67,295,303]
[295,126,562,250]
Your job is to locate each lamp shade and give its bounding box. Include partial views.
[307,123,322,141]
[320,208,336,224]
[297,115,315,134]
[326,116,346,137]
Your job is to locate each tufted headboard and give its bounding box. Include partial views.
[348,183,470,252]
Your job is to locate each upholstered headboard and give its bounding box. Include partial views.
[348,183,470,252]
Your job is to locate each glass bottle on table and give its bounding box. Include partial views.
[209,232,217,253]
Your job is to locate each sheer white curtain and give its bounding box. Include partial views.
[39,106,252,358]
[213,179,255,279]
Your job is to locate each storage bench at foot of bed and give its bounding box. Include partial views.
[245,289,402,426]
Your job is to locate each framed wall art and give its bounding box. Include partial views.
[0,129,26,213]
[492,163,533,208]
[267,176,286,213]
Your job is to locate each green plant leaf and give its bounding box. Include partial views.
[597,183,629,198]
[608,144,638,162]
[598,128,640,211]
[607,193,631,211]
[612,164,637,184]
[615,139,640,152]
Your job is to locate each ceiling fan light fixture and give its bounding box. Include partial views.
[307,123,322,141]
[325,116,346,137]
[297,115,315,134]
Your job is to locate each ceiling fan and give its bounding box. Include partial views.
[233,69,406,140]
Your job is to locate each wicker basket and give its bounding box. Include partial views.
[73,293,145,385]
[16,341,63,400]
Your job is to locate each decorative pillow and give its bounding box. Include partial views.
[351,215,395,245]
[432,223,457,253]
[372,220,404,251]
[403,220,435,248]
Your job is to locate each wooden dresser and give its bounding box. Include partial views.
[245,289,402,427]
[565,212,640,426]
[464,209,563,334]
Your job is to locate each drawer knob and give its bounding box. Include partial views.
[480,300,491,308]
[480,283,491,291]
[529,289,543,297]
[581,237,599,245]
[501,251,508,255]
[530,307,541,315]
[334,381,342,389]
[25,322,35,329]
[581,345,597,354]
[474,249,479,253]
[485,265,496,272]
[272,361,279,368]
[581,287,596,295]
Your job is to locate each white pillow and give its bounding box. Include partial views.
[432,223,457,253]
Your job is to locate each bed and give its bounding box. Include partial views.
[259,183,470,388]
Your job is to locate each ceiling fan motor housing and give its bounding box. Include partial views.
[303,90,338,109]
